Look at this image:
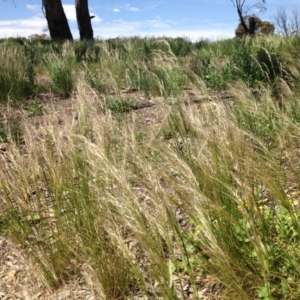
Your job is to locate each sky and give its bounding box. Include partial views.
[0,0,299,41]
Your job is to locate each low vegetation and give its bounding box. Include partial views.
[0,35,300,299]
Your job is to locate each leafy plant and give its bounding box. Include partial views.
[27,98,44,116]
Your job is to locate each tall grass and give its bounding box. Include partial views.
[1,35,300,299]
[44,43,76,96]
[189,36,300,92]
[1,78,300,298]
[0,44,33,103]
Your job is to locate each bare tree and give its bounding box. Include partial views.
[273,7,300,37]
[231,0,267,35]
[42,0,73,40]
[75,0,94,40]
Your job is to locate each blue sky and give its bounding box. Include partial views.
[0,0,299,40]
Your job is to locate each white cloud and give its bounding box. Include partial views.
[128,7,140,12]
[91,19,235,41]
[0,17,47,38]
[143,18,170,29]
[91,16,102,23]
[147,5,158,10]
[26,4,41,13]
[124,5,140,12]
[63,4,77,22]
[0,17,46,28]
[111,4,141,13]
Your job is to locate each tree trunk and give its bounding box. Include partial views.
[42,0,73,40]
[248,17,256,35]
[237,7,249,35]
[76,0,94,40]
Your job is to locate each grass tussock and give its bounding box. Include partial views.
[1,35,300,299]
[0,44,34,103]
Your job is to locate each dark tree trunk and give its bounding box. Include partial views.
[248,17,257,35]
[237,7,249,35]
[76,0,94,40]
[42,0,73,41]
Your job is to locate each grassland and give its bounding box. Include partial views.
[0,35,300,299]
